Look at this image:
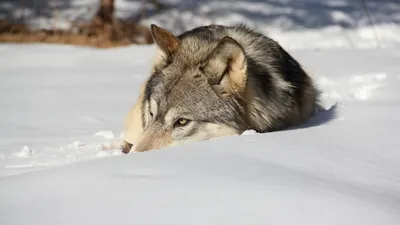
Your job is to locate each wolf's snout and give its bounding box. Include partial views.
[132,128,172,152]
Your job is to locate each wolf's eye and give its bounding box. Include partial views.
[175,118,190,127]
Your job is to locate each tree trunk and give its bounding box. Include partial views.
[95,0,115,24]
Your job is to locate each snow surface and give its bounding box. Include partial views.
[1,43,400,225]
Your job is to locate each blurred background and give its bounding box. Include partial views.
[0,0,399,49]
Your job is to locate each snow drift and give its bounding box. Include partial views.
[0,43,399,224]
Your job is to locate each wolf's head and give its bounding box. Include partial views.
[129,25,250,152]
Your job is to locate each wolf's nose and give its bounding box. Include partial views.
[121,141,133,154]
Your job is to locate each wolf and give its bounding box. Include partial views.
[121,24,319,153]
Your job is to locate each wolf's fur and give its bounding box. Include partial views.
[122,24,319,153]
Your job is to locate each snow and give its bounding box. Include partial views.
[13,145,35,158]
[0,44,151,176]
[1,0,400,224]
[1,42,400,225]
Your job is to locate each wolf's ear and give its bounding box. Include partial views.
[203,36,247,96]
[151,24,180,57]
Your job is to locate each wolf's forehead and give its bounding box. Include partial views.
[146,73,214,113]
[144,71,194,106]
